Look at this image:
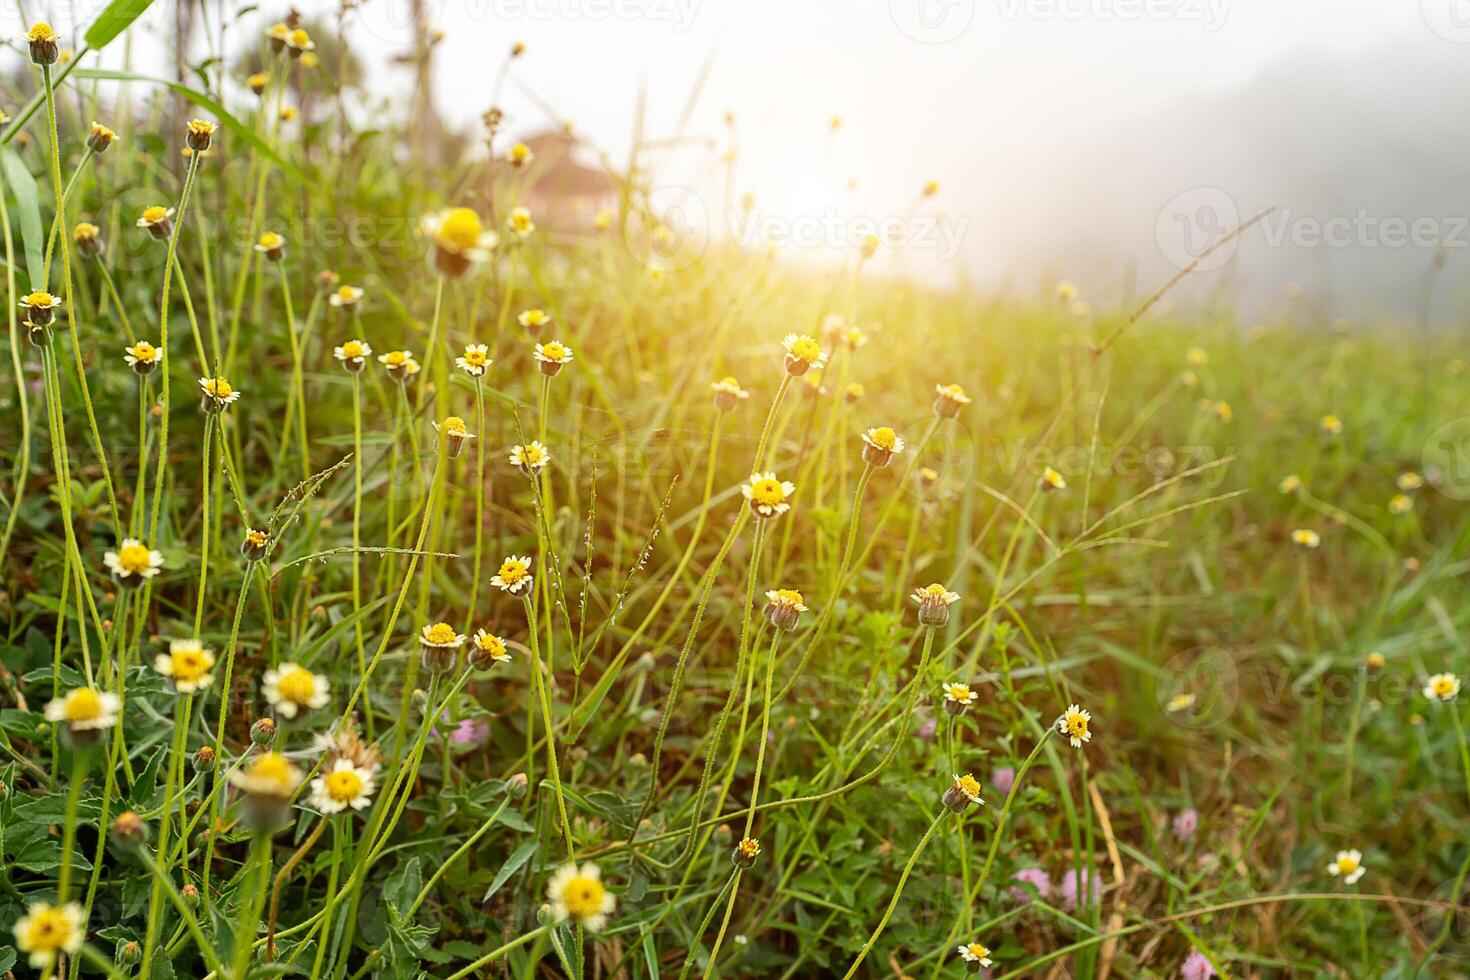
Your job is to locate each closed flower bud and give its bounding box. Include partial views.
[192,745,216,773]
[420,643,458,674]
[504,772,528,799]
[116,939,142,966]
[241,528,269,562]
[185,119,217,152]
[74,222,103,259]
[26,23,61,65]
[87,121,118,153]
[942,773,984,813]
[112,811,148,847]
[762,588,807,631]
[181,883,200,907]
[250,717,276,746]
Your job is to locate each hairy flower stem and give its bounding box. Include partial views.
[140,694,194,976]
[524,593,575,857]
[841,808,948,979]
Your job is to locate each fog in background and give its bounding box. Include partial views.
[38,0,1470,323]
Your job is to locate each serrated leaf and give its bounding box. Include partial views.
[481,841,538,903]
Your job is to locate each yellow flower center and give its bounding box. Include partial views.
[245,529,267,546]
[868,427,897,450]
[511,143,530,160]
[561,875,606,920]
[130,342,157,360]
[939,384,967,400]
[325,769,364,802]
[276,667,317,704]
[74,222,99,240]
[541,342,568,361]
[246,753,293,788]
[946,684,971,701]
[143,206,167,224]
[27,23,58,42]
[497,560,528,583]
[188,120,213,135]
[441,417,467,436]
[258,232,283,249]
[289,28,311,46]
[116,543,152,574]
[336,285,358,301]
[383,350,408,366]
[1067,715,1089,738]
[425,622,460,645]
[25,291,54,306]
[24,907,70,950]
[748,479,786,506]
[524,309,547,324]
[171,648,211,684]
[788,337,821,362]
[511,211,533,231]
[919,584,948,600]
[476,633,506,655]
[64,688,104,721]
[340,340,364,358]
[773,589,804,606]
[204,378,234,398]
[1337,856,1358,874]
[967,944,989,959]
[956,774,981,797]
[462,349,488,366]
[1434,677,1456,697]
[523,444,545,464]
[437,208,484,251]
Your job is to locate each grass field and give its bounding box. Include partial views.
[2,6,1470,978]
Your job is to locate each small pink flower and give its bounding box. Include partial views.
[991,766,1016,796]
[1010,867,1051,902]
[1180,950,1216,980]
[915,710,937,741]
[1172,807,1199,840]
[1059,868,1097,911]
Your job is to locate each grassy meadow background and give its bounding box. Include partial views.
[1,3,1470,978]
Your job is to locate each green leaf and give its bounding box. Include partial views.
[83,0,157,50]
[72,68,312,189]
[481,841,537,904]
[0,947,14,973]
[0,146,44,291]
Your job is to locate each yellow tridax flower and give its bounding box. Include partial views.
[19,291,62,324]
[1320,414,1343,435]
[507,142,534,167]
[254,231,286,260]
[378,349,420,381]
[1039,466,1067,492]
[44,687,121,733]
[1057,703,1093,748]
[422,207,498,276]
[124,340,161,373]
[263,662,330,718]
[711,376,750,411]
[547,862,616,931]
[154,639,217,694]
[420,622,467,649]
[310,759,377,814]
[942,772,984,811]
[1056,281,1077,302]
[1396,471,1425,491]
[13,900,83,969]
[1186,346,1208,367]
[286,27,315,54]
[534,340,574,377]
[1326,848,1366,885]
[507,206,536,238]
[104,537,164,585]
[933,382,971,418]
[473,629,512,663]
[1291,528,1321,549]
[492,554,534,594]
[1388,494,1413,515]
[329,284,365,309]
[1423,672,1461,703]
[780,333,826,376]
[184,119,217,151]
[742,472,795,519]
[455,343,492,377]
[199,376,241,411]
[333,338,373,368]
[509,441,551,472]
[956,941,993,968]
[229,751,304,799]
[1278,473,1302,494]
[137,205,176,240]
[518,308,551,332]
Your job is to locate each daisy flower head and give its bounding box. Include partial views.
[333,338,372,372]
[1186,346,1208,367]
[781,333,826,376]
[1057,703,1093,748]
[248,71,269,95]
[933,382,972,419]
[1278,473,1302,494]
[199,376,240,413]
[86,120,118,154]
[763,588,808,631]
[229,751,304,825]
[20,291,61,325]
[942,772,984,812]
[266,21,290,50]
[943,682,976,716]
[711,376,750,412]
[378,349,419,382]
[1423,672,1461,703]
[912,583,960,628]
[310,758,377,814]
[104,537,164,588]
[956,941,993,970]
[254,231,286,261]
[1056,280,1078,302]
[1039,465,1068,492]
[329,284,364,310]
[1397,471,1425,491]
[137,204,175,240]
[422,207,497,277]
[509,440,551,473]
[25,22,62,64]
[845,381,865,404]
[1211,400,1232,423]
[263,662,330,719]
[420,622,466,651]
[518,307,552,336]
[154,639,216,694]
[1291,528,1321,549]
[433,416,475,457]
[507,206,536,238]
[1326,848,1366,885]
[286,27,315,56]
[13,901,83,968]
[124,340,161,376]
[471,629,512,670]
[742,471,795,520]
[844,325,868,350]
[861,426,905,468]
[185,118,217,152]
[492,554,534,595]
[73,221,103,259]
[456,343,493,378]
[44,687,121,746]
[1389,493,1413,515]
[508,142,534,167]
[547,862,616,931]
[1320,414,1343,435]
[241,527,270,562]
[533,339,574,377]
[1366,651,1387,671]
[732,836,761,869]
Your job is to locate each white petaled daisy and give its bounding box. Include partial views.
[456,343,492,377]
[1326,848,1366,885]
[742,472,795,519]
[518,308,551,331]
[44,687,121,732]
[711,377,750,410]
[507,142,534,167]
[534,340,574,368]
[472,629,512,663]
[262,662,331,719]
[509,441,551,472]
[762,588,808,630]
[1040,466,1067,492]
[229,751,304,799]
[1291,528,1321,549]
[13,900,84,969]
[124,340,161,372]
[911,583,961,627]
[1057,703,1093,748]
[944,683,976,708]
[492,555,534,594]
[422,207,498,276]
[334,338,372,368]
[199,376,241,410]
[781,333,827,375]
[1279,474,1302,494]
[104,538,164,585]
[861,426,905,467]
[136,204,176,236]
[1397,471,1425,491]
[154,639,216,694]
[507,206,536,238]
[547,862,616,931]
[310,758,377,814]
[328,284,365,309]
[1423,673,1461,703]
[956,941,994,968]
[420,622,467,649]
[933,383,972,418]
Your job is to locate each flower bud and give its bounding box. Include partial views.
[192,745,217,773]
[181,882,200,907]
[116,939,142,966]
[112,811,149,847]
[241,528,269,562]
[942,773,984,813]
[504,772,528,799]
[185,119,217,152]
[26,23,60,65]
[87,122,117,153]
[732,837,761,869]
[250,717,276,746]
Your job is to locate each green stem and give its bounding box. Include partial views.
[841,809,948,979]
